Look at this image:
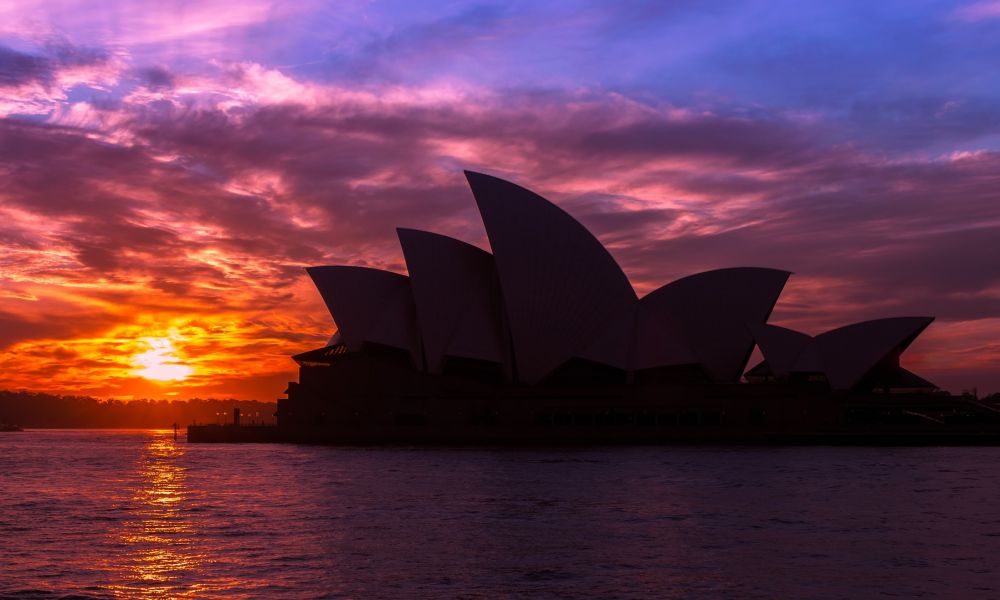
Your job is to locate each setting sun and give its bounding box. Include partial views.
[132,338,194,382]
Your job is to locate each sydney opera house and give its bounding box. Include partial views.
[269,172,999,444]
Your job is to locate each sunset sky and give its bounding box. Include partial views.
[1,0,999,399]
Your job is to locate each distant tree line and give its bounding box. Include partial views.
[0,390,277,428]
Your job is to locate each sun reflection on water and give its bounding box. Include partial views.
[106,433,206,598]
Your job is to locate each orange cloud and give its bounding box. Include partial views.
[2,60,999,398]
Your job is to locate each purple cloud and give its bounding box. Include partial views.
[1,1,999,398]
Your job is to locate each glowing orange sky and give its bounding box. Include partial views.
[2,1,1000,398]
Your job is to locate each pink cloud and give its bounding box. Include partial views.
[0,0,309,46]
[952,1,1000,21]
[1,60,999,397]
[0,42,125,117]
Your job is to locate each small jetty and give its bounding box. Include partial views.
[0,423,23,432]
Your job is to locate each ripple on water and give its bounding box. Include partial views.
[2,433,1000,599]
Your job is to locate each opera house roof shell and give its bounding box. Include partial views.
[304,171,935,392]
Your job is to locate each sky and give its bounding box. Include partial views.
[1,0,999,400]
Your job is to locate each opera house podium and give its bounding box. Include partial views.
[217,171,1000,444]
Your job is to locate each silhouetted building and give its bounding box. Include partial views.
[268,171,998,444]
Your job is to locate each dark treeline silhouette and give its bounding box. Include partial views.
[0,390,276,428]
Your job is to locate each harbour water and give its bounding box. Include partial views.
[1,430,998,599]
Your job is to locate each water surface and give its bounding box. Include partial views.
[1,430,998,598]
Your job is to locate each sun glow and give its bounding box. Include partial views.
[132,337,194,382]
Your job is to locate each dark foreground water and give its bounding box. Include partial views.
[1,431,999,599]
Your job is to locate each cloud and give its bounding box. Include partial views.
[0,0,302,44]
[952,1,1000,21]
[0,46,49,87]
[1,52,999,396]
[0,41,122,116]
[137,65,174,90]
